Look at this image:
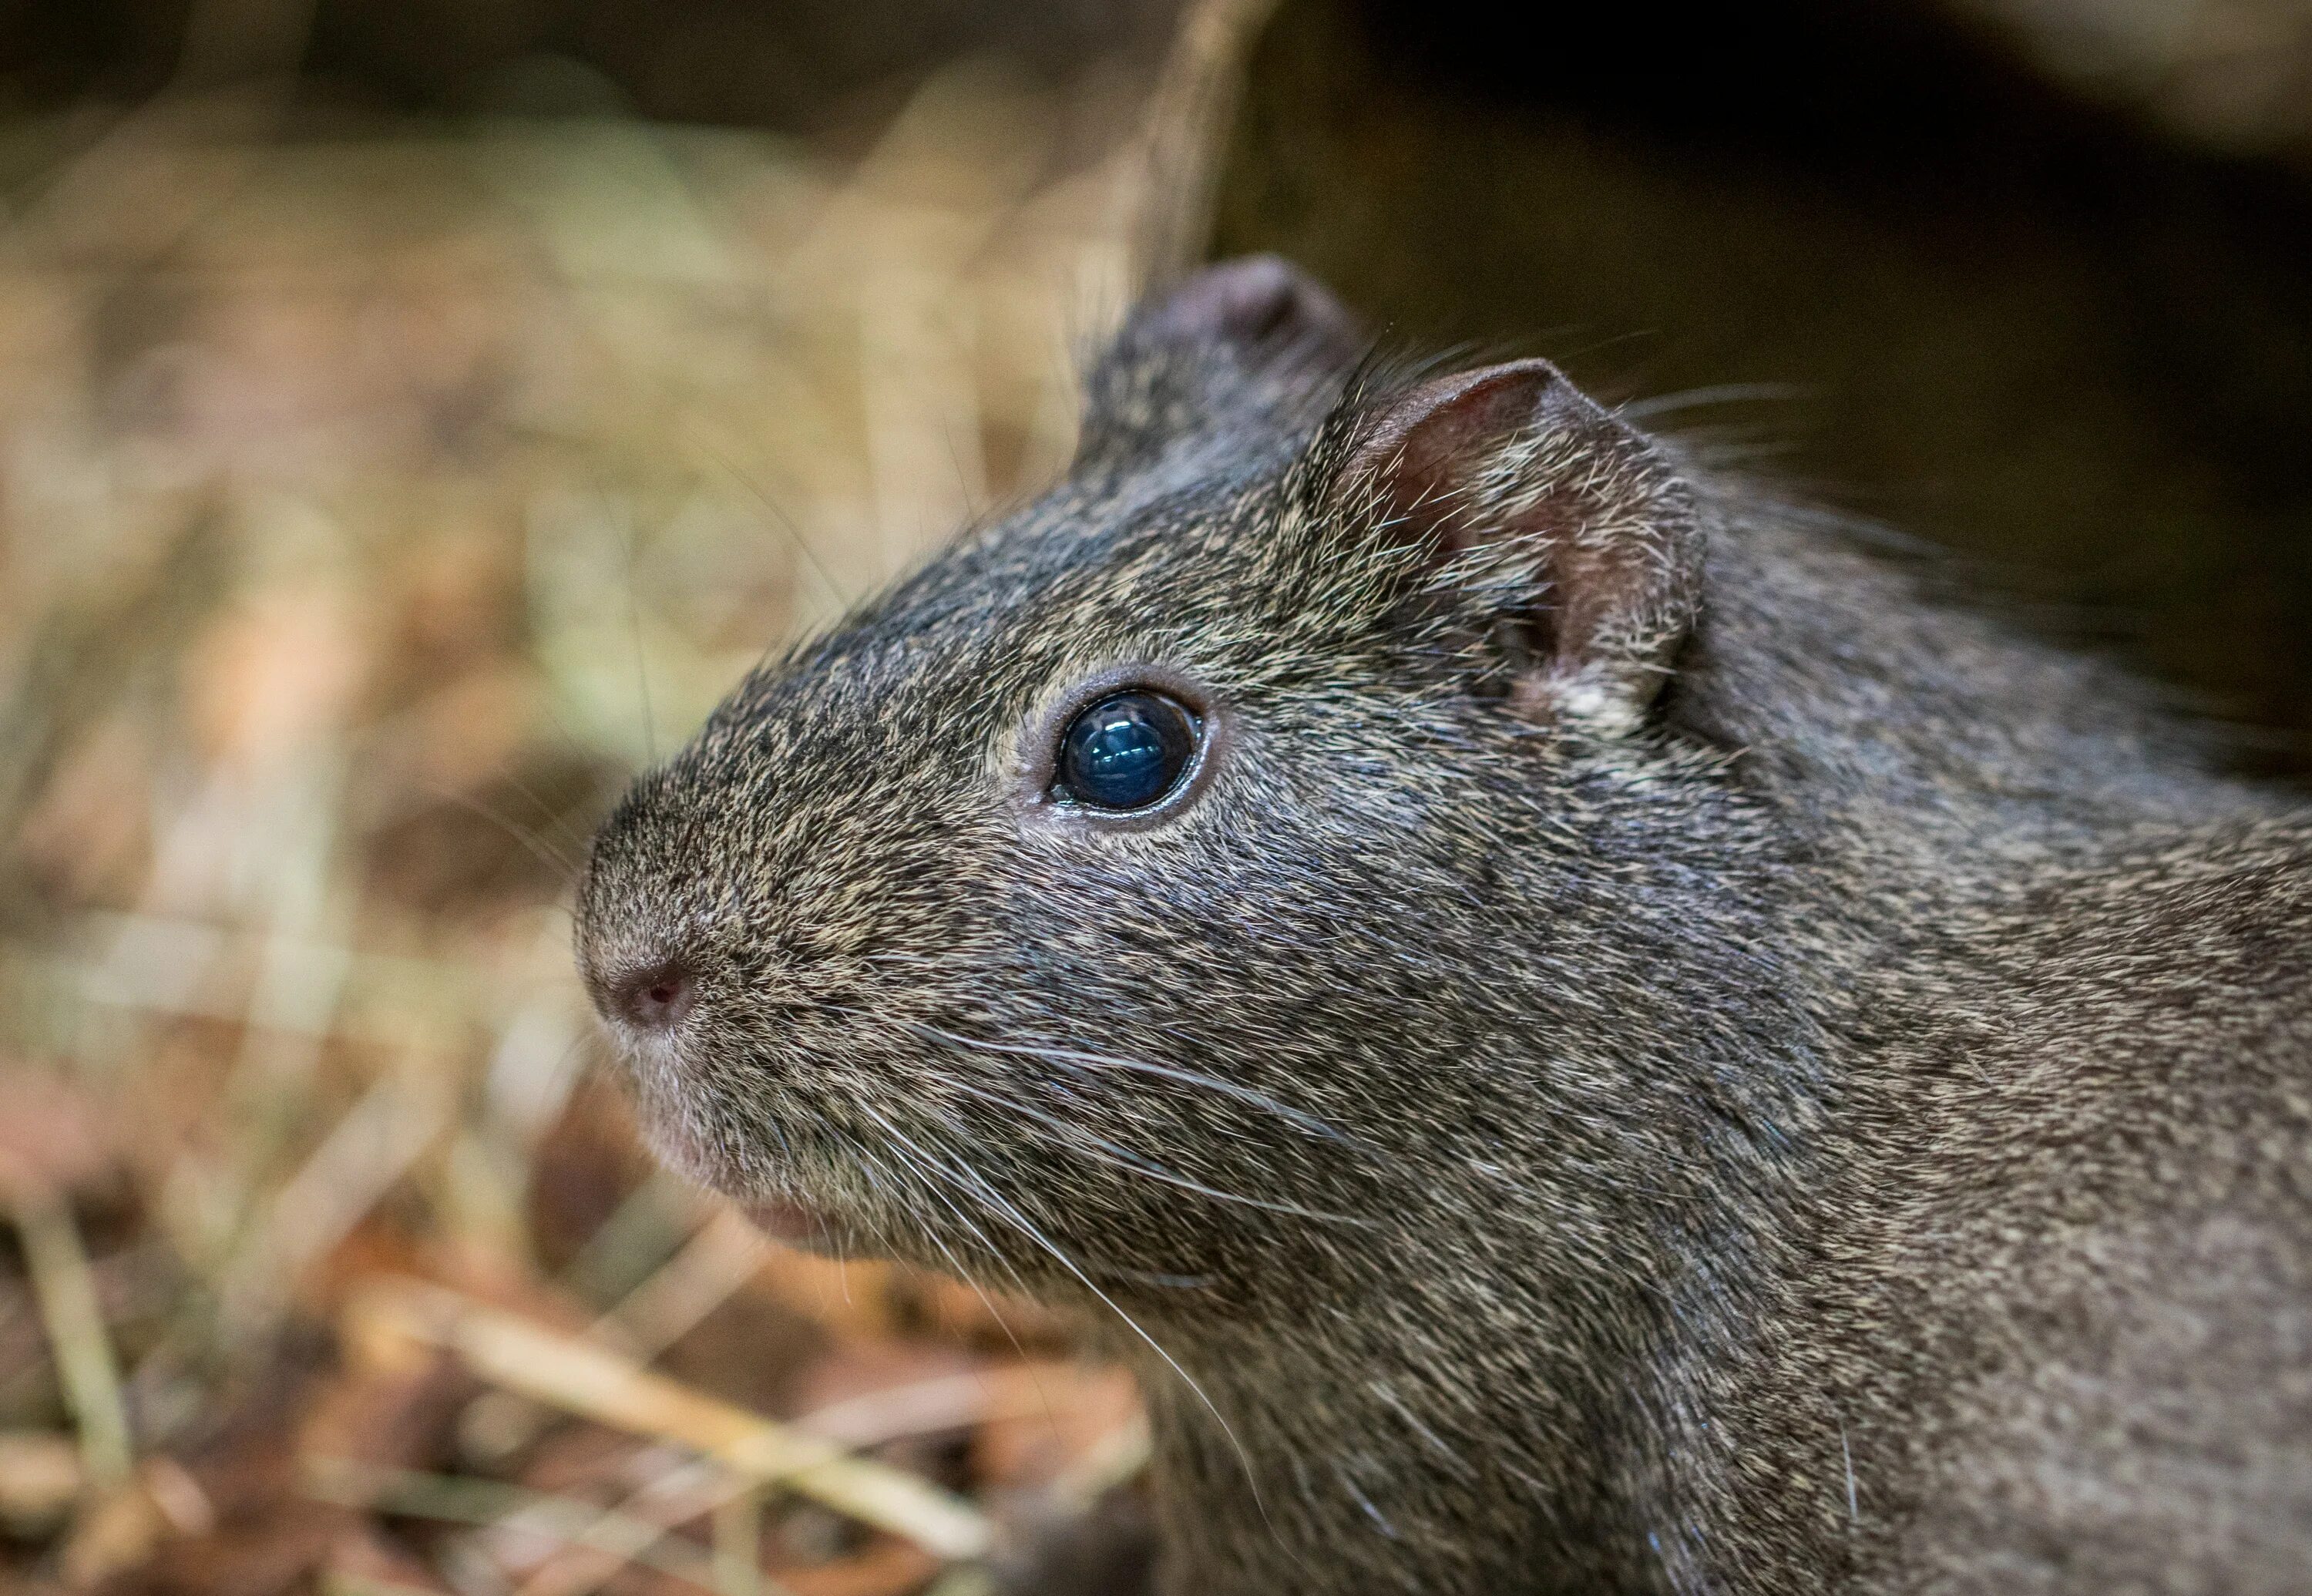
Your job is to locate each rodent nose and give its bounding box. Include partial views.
[600,957,697,1033]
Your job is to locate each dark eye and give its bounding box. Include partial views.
[1055,690,1201,811]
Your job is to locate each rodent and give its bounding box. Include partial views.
[574,255,2312,1594]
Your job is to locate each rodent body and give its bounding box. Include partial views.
[576,257,2312,1594]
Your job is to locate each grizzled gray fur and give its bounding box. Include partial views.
[576,255,2312,1594]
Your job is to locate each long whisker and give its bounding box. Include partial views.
[435,784,580,882]
[852,1137,1043,1359]
[886,1016,1350,1146]
[848,1131,1074,1449]
[490,764,600,863]
[1616,381,1801,420]
[620,523,657,766]
[689,430,854,618]
[849,1114,1039,1301]
[851,1102,1270,1519]
[862,1100,1223,1294]
[939,1076,1369,1227]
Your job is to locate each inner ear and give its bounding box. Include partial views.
[1333,359,1702,734]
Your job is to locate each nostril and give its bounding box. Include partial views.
[605,958,697,1033]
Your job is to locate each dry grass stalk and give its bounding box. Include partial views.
[509,1362,1089,1596]
[346,1277,995,1562]
[213,1066,455,1338]
[5,1191,133,1490]
[1130,0,1288,281]
[594,1205,770,1359]
[304,1456,734,1592]
[506,1452,751,1596]
[0,14,1272,1582]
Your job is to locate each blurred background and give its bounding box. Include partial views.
[0,1,2305,1592]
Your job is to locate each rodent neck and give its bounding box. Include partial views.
[1117,1087,1839,1596]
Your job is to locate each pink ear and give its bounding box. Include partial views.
[1337,359,1702,733]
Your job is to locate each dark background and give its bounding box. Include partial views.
[1215,0,2312,775]
[10,0,2307,766]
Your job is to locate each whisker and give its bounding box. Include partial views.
[886,1016,1350,1146]
[1616,382,1802,421]
[851,1102,1271,1520]
[489,764,600,864]
[688,429,855,618]
[861,1136,1050,1364]
[798,1100,1047,1326]
[434,784,580,882]
[620,523,657,766]
[940,1077,1368,1227]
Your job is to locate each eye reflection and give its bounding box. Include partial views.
[1054,690,1200,811]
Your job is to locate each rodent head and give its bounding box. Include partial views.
[577,257,1742,1315]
